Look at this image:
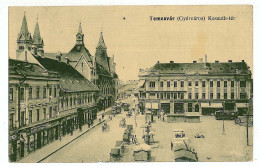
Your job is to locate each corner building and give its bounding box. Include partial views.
[138,60,252,117]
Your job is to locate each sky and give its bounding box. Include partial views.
[9,6,253,81]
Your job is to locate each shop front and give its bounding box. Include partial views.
[201,103,223,115]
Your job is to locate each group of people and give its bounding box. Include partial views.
[130,134,138,144]
[102,123,109,132]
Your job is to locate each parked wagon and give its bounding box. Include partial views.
[110,147,121,161]
[174,149,198,162]
[133,144,151,161]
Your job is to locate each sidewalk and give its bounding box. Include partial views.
[18,107,112,163]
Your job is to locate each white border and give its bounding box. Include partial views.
[1,0,259,166]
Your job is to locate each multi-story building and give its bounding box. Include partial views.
[52,23,118,111]
[9,14,99,162]
[138,60,253,119]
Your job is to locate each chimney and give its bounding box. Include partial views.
[228,60,232,62]
[193,61,197,63]
[157,61,160,63]
[170,61,174,64]
[215,60,219,63]
[56,52,62,61]
[242,60,245,62]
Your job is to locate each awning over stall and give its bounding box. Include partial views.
[236,103,248,108]
[145,103,159,109]
[201,103,223,108]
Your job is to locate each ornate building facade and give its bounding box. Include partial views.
[138,60,253,118]
[9,14,99,162]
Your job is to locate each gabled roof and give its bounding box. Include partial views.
[96,32,107,49]
[33,20,44,45]
[65,44,93,63]
[33,55,99,92]
[9,58,57,78]
[148,62,251,75]
[17,14,32,41]
[96,63,111,77]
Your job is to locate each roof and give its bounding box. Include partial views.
[45,52,67,60]
[174,150,197,161]
[9,58,58,78]
[17,14,32,41]
[148,62,251,75]
[96,63,111,77]
[78,22,83,35]
[65,44,93,63]
[33,55,99,92]
[32,21,44,45]
[96,32,107,49]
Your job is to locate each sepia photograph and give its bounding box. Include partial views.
[7,5,253,163]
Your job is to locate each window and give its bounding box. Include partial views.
[195,93,199,99]
[9,113,14,129]
[74,97,76,105]
[167,81,170,87]
[240,81,246,87]
[224,93,227,99]
[174,81,177,87]
[54,106,57,117]
[180,93,184,99]
[224,81,227,87]
[188,103,192,112]
[231,93,234,99]
[29,110,32,124]
[36,86,40,99]
[160,93,163,99]
[61,98,64,108]
[9,88,13,101]
[37,109,40,121]
[240,93,247,99]
[195,81,199,86]
[202,93,206,99]
[43,108,46,120]
[181,81,184,87]
[150,93,155,96]
[19,46,24,50]
[174,93,177,99]
[188,81,192,86]
[167,93,170,99]
[202,81,205,87]
[43,87,47,99]
[210,93,213,99]
[49,107,52,119]
[188,93,192,99]
[54,87,57,97]
[149,81,155,88]
[217,93,220,99]
[20,88,25,100]
[231,81,234,87]
[210,81,213,87]
[29,87,32,99]
[70,97,72,106]
[66,97,68,107]
[21,112,25,126]
[217,81,220,87]
[160,81,164,87]
[49,87,52,96]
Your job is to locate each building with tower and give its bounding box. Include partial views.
[9,14,100,162]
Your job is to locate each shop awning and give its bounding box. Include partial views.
[236,103,248,108]
[145,103,159,109]
[138,80,146,87]
[201,103,223,108]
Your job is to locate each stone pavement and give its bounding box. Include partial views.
[18,107,112,163]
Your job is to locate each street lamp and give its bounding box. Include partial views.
[222,101,225,135]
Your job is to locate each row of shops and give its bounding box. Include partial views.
[138,100,251,116]
[9,107,97,162]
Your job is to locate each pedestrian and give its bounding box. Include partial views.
[171,142,173,151]
[99,118,101,123]
[59,135,62,141]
